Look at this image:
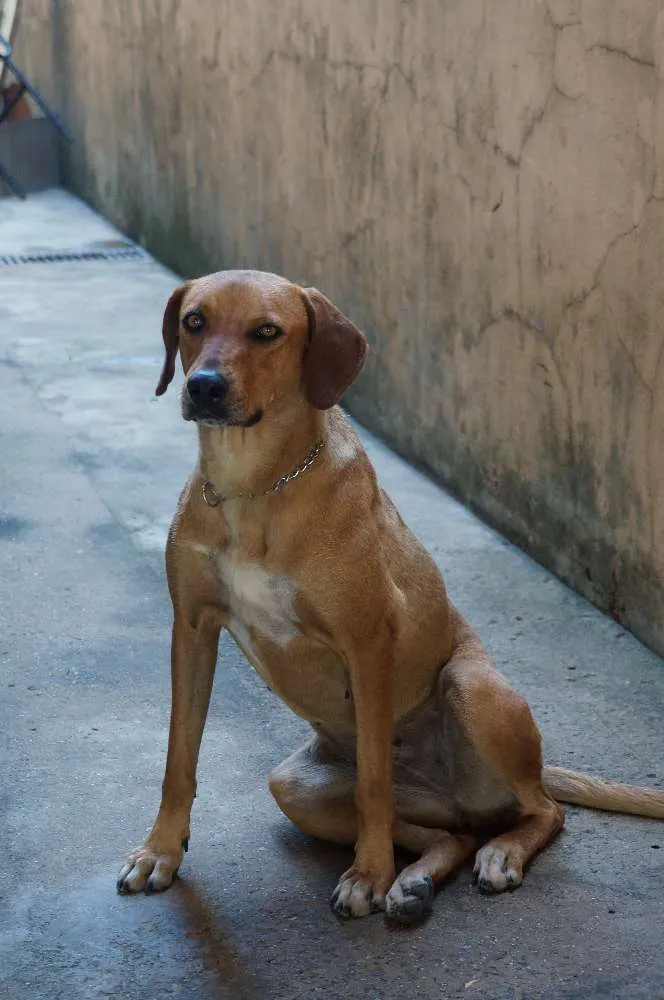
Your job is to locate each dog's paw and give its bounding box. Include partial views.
[116,837,187,895]
[472,845,523,894]
[385,873,434,924]
[330,866,392,919]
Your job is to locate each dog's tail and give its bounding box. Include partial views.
[543,766,664,820]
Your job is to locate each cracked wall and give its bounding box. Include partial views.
[14,0,664,656]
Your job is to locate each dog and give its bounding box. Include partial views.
[117,269,664,922]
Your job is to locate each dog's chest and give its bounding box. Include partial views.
[201,546,351,728]
[215,555,299,650]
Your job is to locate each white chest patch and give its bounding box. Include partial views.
[215,558,299,650]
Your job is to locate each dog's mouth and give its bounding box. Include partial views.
[189,410,263,428]
[181,394,263,428]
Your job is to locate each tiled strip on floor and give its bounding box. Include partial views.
[0,245,150,266]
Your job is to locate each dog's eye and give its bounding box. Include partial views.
[182,311,205,333]
[251,324,283,342]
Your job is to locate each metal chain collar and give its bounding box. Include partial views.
[201,439,326,507]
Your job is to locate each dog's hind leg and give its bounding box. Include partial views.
[440,619,565,895]
[269,735,476,922]
[268,735,358,845]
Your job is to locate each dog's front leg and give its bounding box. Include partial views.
[330,628,395,918]
[117,609,221,894]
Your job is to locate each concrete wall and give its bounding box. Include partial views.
[14,0,664,656]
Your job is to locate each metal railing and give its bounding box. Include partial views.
[0,32,72,198]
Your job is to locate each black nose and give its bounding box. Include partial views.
[187,369,230,406]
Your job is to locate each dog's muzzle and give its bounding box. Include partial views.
[183,368,263,427]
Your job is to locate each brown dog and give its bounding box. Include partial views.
[117,270,664,922]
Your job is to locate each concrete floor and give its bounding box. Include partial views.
[1,189,663,1000]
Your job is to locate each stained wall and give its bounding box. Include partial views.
[14,1,664,654]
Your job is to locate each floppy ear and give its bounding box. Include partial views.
[300,288,368,409]
[155,282,190,396]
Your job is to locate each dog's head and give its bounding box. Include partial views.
[156,270,368,427]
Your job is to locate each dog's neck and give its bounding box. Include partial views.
[196,401,327,499]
